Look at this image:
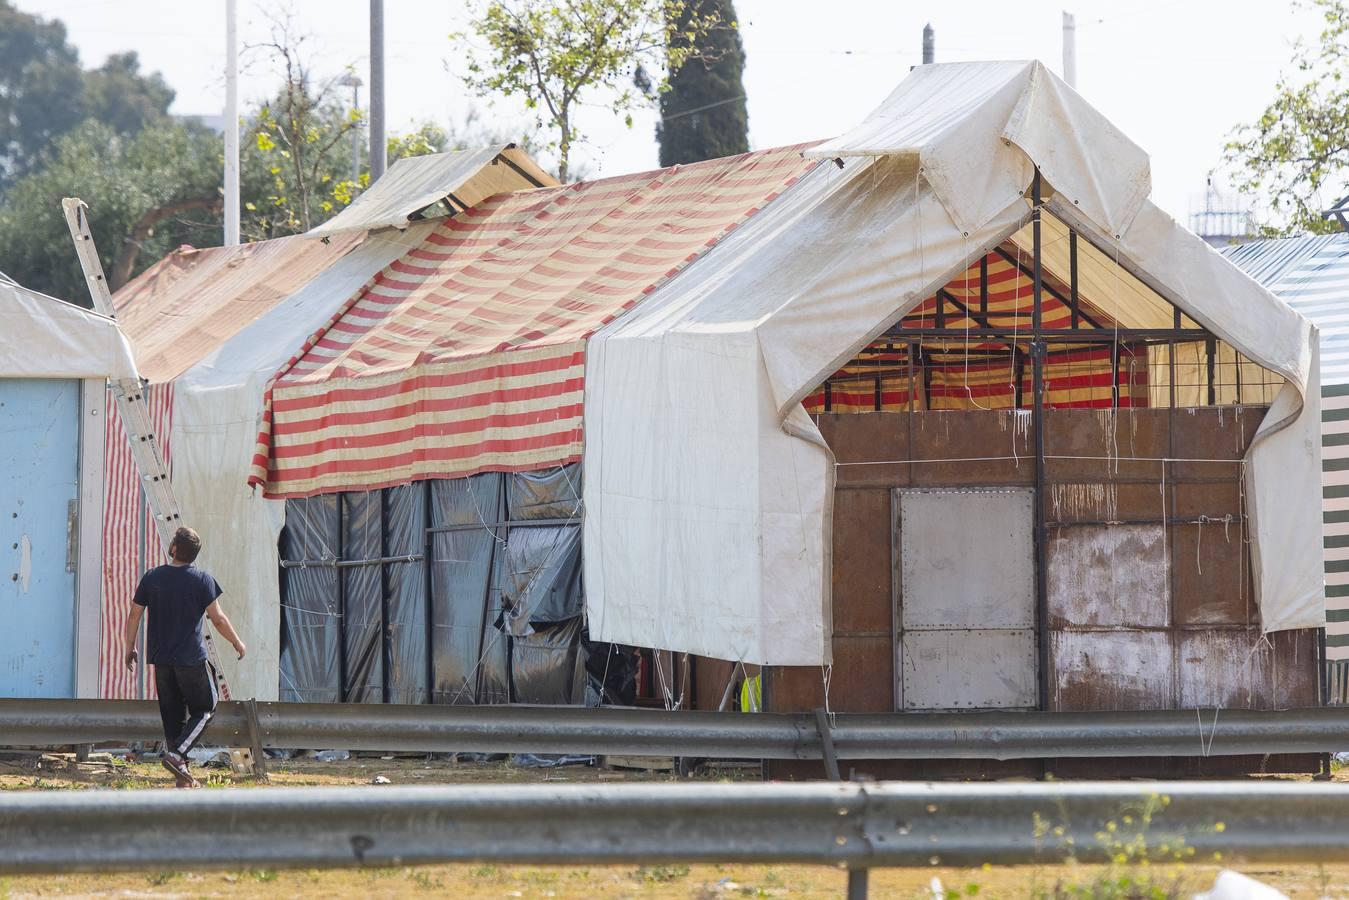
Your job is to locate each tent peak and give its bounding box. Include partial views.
[807,58,1150,242]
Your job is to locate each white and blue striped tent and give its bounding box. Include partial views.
[1226,234,1349,700]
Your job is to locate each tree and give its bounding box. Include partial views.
[0,120,222,303]
[454,0,722,182]
[83,52,176,138]
[0,3,175,187]
[1223,0,1349,235]
[244,12,364,236]
[656,0,747,166]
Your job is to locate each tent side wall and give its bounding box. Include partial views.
[276,467,587,706]
[99,382,173,699]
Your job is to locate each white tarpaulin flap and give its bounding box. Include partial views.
[586,59,1323,666]
[308,146,555,237]
[0,276,137,380]
[170,224,436,699]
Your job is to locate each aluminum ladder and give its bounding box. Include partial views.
[60,199,260,773]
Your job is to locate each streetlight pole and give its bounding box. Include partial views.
[224,0,239,246]
[337,73,363,184]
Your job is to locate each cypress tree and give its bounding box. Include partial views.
[657,0,749,166]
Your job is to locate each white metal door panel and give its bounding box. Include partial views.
[898,488,1035,629]
[901,629,1038,710]
[895,487,1037,711]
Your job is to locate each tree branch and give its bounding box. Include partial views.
[112,196,223,290]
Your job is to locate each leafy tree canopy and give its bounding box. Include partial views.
[656,0,747,166]
[1224,0,1349,235]
[454,0,723,182]
[0,2,175,187]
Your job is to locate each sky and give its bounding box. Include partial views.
[14,0,1328,225]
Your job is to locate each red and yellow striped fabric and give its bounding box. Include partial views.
[100,383,173,699]
[251,146,817,497]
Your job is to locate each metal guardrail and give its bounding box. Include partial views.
[3,781,1349,875]
[0,699,1346,760]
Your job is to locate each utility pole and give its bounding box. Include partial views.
[224,0,240,246]
[922,23,935,65]
[369,0,387,183]
[338,73,363,183]
[1062,11,1077,88]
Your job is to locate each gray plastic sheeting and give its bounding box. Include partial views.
[278,494,340,702]
[280,466,592,706]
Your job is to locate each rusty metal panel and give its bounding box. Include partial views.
[1046,481,1169,524]
[831,488,893,634]
[1172,482,1241,520]
[1270,628,1319,708]
[897,488,1034,629]
[910,410,1033,486]
[1178,630,1275,710]
[1047,525,1168,629]
[1171,523,1252,626]
[1170,406,1263,481]
[1051,630,1174,711]
[766,634,894,713]
[1044,408,1167,483]
[691,656,735,711]
[900,630,1037,710]
[820,413,910,488]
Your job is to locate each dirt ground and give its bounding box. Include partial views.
[3,752,1349,899]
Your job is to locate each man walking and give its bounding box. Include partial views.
[124,527,246,788]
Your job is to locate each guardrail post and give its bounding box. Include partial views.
[847,869,869,900]
[813,708,841,782]
[243,699,268,781]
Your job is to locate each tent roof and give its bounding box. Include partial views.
[0,277,137,380]
[308,145,557,237]
[585,60,1323,665]
[114,231,364,383]
[250,145,817,497]
[1224,234,1349,385]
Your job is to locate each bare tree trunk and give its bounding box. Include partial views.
[557,112,571,183]
[112,197,223,290]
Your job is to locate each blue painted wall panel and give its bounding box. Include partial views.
[0,378,79,697]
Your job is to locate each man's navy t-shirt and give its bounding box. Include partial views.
[132,564,222,666]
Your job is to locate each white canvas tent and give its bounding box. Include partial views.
[0,274,137,379]
[104,148,555,699]
[584,60,1323,667]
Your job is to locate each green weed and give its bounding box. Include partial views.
[635,864,691,883]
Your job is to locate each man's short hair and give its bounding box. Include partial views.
[171,527,202,564]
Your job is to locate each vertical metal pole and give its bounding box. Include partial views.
[380,489,392,704]
[848,870,870,900]
[224,0,240,246]
[1062,11,1077,88]
[424,480,435,704]
[922,23,935,64]
[1205,337,1217,406]
[369,0,387,183]
[979,254,989,319]
[337,497,348,703]
[351,84,361,183]
[1068,231,1080,329]
[1031,170,1051,711]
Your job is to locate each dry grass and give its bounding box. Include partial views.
[2,752,1348,898]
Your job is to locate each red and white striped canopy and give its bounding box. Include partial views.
[251,145,816,497]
